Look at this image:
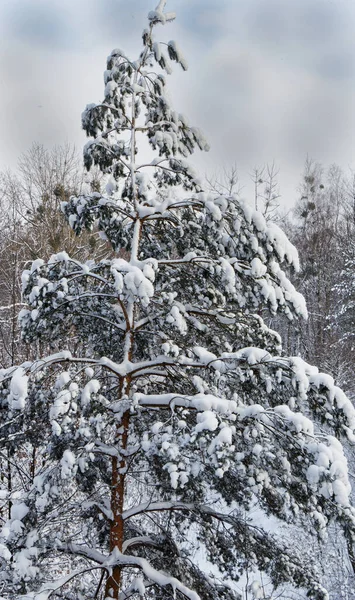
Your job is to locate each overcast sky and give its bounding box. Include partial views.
[0,0,354,206]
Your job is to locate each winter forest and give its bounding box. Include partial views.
[1,1,355,599]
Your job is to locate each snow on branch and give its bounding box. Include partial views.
[122,536,162,553]
[122,499,196,520]
[119,501,332,596]
[23,540,199,600]
[134,391,237,414]
[105,548,200,600]
[148,0,176,25]
[155,0,167,10]
[21,564,107,600]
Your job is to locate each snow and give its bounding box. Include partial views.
[52,421,62,436]
[307,464,321,485]
[332,479,349,506]
[135,391,237,415]
[208,425,234,453]
[81,379,100,406]
[195,410,219,432]
[21,270,30,289]
[251,210,267,233]
[237,404,265,419]
[192,346,224,371]
[8,368,28,410]
[50,389,72,420]
[30,258,44,273]
[131,83,145,94]
[11,502,29,522]
[148,4,177,25]
[274,404,314,435]
[166,305,187,334]
[267,222,300,271]
[55,371,71,389]
[111,258,156,306]
[0,543,11,561]
[168,40,188,70]
[305,435,352,505]
[250,257,267,277]
[60,450,76,479]
[153,41,162,62]
[48,251,69,266]
[105,548,199,600]
[13,547,38,579]
[250,580,263,599]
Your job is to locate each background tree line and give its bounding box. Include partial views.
[209,158,355,399]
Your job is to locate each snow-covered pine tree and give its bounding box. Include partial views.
[1,2,355,598]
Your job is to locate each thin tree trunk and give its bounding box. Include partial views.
[105,408,131,598]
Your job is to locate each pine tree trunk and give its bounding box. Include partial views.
[105,328,133,600]
[105,408,130,598]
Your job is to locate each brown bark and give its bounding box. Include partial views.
[105,366,132,598]
[105,179,140,597]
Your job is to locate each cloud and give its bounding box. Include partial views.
[1,0,74,49]
[316,52,355,82]
[90,0,149,45]
[0,0,354,204]
[244,0,355,82]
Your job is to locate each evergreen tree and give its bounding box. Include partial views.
[1,2,355,599]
